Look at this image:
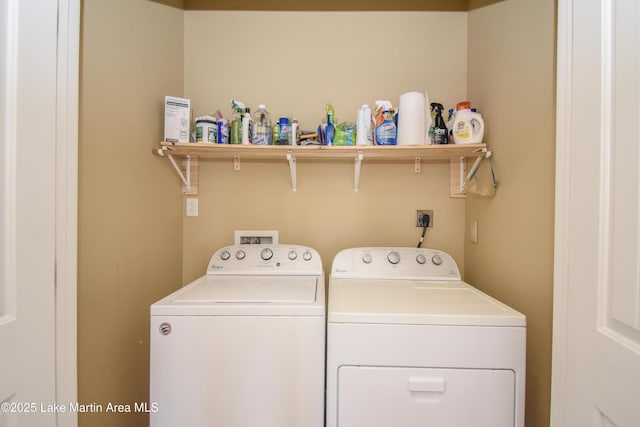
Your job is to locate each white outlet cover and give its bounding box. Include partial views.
[186,198,198,217]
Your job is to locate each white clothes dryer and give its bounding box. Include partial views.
[326,247,526,427]
[150,244,325,427]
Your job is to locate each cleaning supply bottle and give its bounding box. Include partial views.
[242,107,252,145]
[452,101,485,144]
[356,104,372,145]
[325,103,336,146]
[375,108,397,145]
[252,104,272,145]
[291,118,298,145]
[276,117,290,145]
[374,100,392,127]
[446,108,455,144]
[430,103,448,144]
[230,100,245,144]
[374,100,392,144]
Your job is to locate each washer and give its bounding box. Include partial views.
[150,244,325,427]
[326,247,526,427]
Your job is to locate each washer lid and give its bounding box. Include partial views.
[174,275,318,303]
[328,279,525,327]
[151,274,325,316]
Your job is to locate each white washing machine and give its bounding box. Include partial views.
[326,247,526,427]
[150,244,325,427]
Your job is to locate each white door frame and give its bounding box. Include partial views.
[552,0,640,425]
[551,0,572,418]
[55,0,79,425]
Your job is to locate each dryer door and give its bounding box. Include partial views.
[338,366,515,427]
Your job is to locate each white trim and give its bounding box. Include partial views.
[0,0,19,402]
[55,0,79,425]
[550,0,573,425]
[597,0,613,333]
[1,0,18,321]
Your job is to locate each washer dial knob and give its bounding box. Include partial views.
[235,250,246,260]
[362,253,373,264]
[416,254,427,264]
[302,250,313,261]
[431,254,443,265]
[387,251,401,265]
[220,250,231,261]
[288,250,297,260]
[260,248,273,261]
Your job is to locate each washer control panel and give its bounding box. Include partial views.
[207,245,322,275]
[331,247,461,280]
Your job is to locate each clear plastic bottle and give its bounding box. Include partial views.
[252,104,272,145]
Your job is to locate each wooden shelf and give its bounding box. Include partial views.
[153,142,489,196]
[155,141,487,160]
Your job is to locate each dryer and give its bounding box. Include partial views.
[150,244,325,427]
[326,247,526,427]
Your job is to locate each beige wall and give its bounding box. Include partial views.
[79,2,556,426]
[182,11,469,282]
[466,0,556,426]
[78,0,184,426]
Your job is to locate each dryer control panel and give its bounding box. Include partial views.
[331,247,461,281]
[207,244,322,276]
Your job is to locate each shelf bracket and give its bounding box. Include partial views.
[168,153,190,192]
[354,151,364,193]
[286,151,297,193]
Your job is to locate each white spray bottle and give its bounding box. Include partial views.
[242,107,252,145]
[356,105,373,145]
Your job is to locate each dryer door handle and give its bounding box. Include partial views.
[407,376,446,393]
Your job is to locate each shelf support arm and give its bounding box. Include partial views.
[166,152,191,192]
[354,151,364,193]
[287,151,297,193]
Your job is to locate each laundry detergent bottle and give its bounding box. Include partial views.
[452,101,484,144]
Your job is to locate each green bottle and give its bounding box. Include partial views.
[230,108,242,144]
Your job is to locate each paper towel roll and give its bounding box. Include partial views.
[397,91,431,145]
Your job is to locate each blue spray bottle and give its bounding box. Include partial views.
[325,102,335,146]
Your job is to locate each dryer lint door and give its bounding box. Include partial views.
[338,366,515,427]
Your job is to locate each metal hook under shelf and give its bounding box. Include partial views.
[459,147,492,194]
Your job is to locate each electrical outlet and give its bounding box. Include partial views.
[416,210,434,227]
